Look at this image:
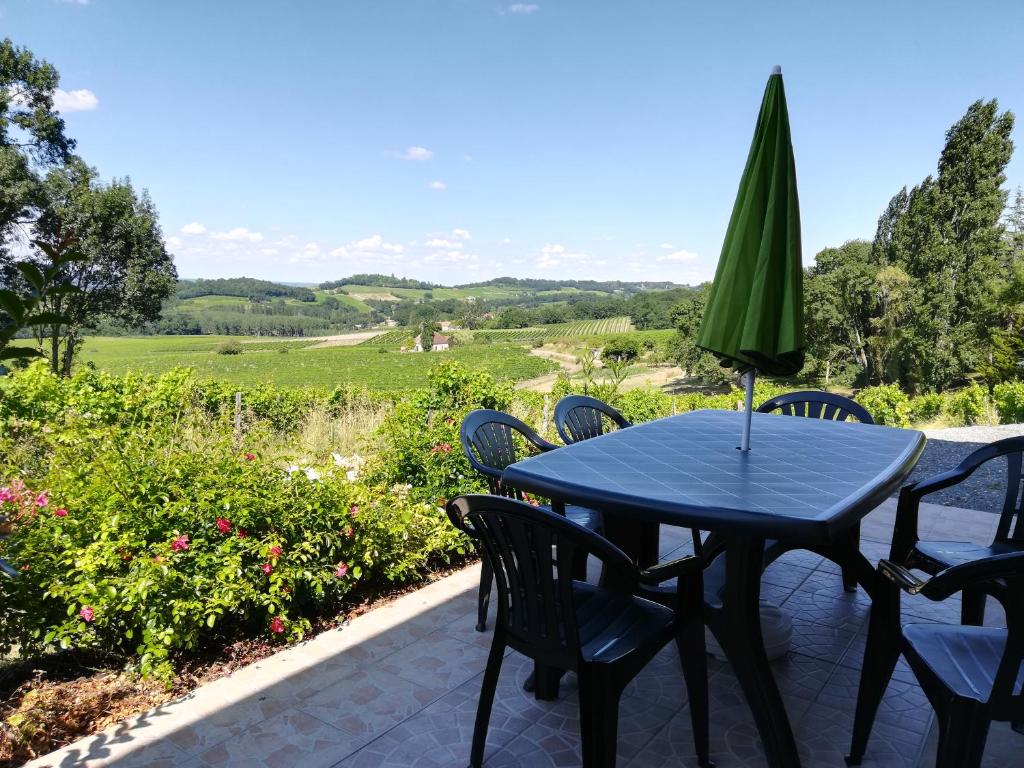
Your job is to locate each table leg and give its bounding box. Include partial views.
[601,511,659,567]
[706,535,801,768]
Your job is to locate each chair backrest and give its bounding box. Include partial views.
[554,395,632,445]
[459,409,555,497]
[756,390,874,424]
[447,494,627,669]
[959,437,1024,545]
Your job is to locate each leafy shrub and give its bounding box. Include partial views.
[855,385,911,427]
[600,335,641,363]
[368,361,511,504]
[215,340,243,355]
[945,383,990,426]
[993,381,1024,424]
[616,388,674,423]
[0,418,467,682]
[907,393,945,424]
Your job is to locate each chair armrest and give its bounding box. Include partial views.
[0,557,18,579]
[922,551,1024,601]
[878,553,1024,602]
[878,559,929,594]
[639,555,701,585]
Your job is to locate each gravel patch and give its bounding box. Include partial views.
[901,423,1024,512]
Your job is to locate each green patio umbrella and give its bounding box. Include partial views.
[697,65,804,451]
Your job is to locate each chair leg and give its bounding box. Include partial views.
[476,558,493,632]
[577,666,621,768]
[960,586,986,626]
[676,621,712,767]
[469,636,506,768]
[847,581,902,765]
[934,698,991,768]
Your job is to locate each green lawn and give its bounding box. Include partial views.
[77,336,556,390]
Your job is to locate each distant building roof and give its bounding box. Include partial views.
[432,333,450,345]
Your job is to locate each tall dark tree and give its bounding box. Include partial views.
[873,99,1014,391]
[30,159,177,374]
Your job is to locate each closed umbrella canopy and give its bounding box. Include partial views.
[697,67,804,379]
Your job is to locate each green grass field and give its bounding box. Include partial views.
[76,336,557,390]
[335,284,562,302]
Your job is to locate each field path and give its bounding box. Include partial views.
[241,331,383,349]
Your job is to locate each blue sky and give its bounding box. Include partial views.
[5,1,1024,285]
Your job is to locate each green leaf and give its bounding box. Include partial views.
[15,262,45,292]
[0,290,27,323]
[0,347,43,362]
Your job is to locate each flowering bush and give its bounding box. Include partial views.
[0,399,467,681]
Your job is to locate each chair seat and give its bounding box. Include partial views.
[541,503,602,531]
[914,540,1023,569]
[903,624,1022,703]
[574,582,675,664]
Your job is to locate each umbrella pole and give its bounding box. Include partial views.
[740,369,755,451]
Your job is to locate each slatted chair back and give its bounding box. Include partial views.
[960,437,1024,546]
[756,390,874,424]
[554,395,632,445]
[447,495,627,671]
[459,409,556,498]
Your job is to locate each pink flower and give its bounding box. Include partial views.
[53,507,68,518]
[345,526,355,539]
[216,517,232,534]
[269,545,283,558]
[431,443,452,454]
[334,562,348,578]
[244,453,256,461]
[269,616,285,634]
[0,487,14,503]
[349,504,359,518]
[34,492,48,508]
[171,534,190,552]
[261,562,273,575]
[236,528,248,539]
[79,606,94,622]
[19,564,30,572]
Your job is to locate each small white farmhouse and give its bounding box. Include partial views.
[413,333,451,352]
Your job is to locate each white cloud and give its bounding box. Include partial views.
[211,227,263,243]
[61,0,90,4]
[181,222,207,235]
[656,249,698,262]
[353,234,405,254]
[659,242,674,250]
[500,238,513,244]
[390,146,433,161]
[425,237,462,249]
[165,236,182,249]
[53,88,98,112]
[502,3,539,14]
[537,243,588,269]
[451,228,472,240]
[428,180,447,190]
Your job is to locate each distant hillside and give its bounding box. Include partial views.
[319,274,437,291]
[178,277,316,302]
[454,277,686,293]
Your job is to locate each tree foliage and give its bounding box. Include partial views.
[20,160,177,374]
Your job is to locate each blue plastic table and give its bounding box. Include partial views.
[502,409,925,768]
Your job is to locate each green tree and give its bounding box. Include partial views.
[26,159,176,375]
[873,99,1015,391]
[805,240,877,383]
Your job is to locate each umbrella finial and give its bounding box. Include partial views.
[771,65,782,75]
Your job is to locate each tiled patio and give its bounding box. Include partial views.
[26,499,1021,768]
